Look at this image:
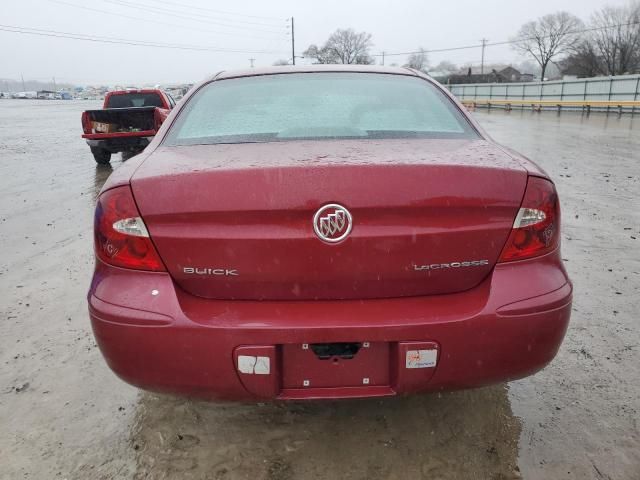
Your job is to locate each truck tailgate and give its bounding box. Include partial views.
[81,106,164,138]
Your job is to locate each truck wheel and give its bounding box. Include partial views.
[91,148,111,165]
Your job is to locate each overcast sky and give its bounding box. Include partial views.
[1,0,631,86]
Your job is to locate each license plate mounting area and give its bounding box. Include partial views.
[282,341,389,389]
[309,342,362,360]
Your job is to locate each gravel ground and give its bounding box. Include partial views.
[0,100,638,479]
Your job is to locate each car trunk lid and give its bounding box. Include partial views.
[131,139,527,300]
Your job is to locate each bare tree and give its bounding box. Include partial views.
[512,12,584,80]
[559,41,605,77]
[404,47,429,72]
[590,2,640,75]
[302,44,336,64]
[432,60,458,74]
[303,29,374,64]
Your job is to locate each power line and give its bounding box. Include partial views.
[0,24,289,54]
[103,0,285,33]
[105,0,281,28]
[370,42,503,58]
[370,20,640,58]
[48,0,285,41]
[103,0,286,33]
[483,20,640,49]
[150,0,283,22]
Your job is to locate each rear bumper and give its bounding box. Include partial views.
[85,135,153,152]
[88,251,572,401]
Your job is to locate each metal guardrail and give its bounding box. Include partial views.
[448,74,640,113]
[461,99,640,114]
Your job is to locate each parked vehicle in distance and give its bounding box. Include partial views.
[89,66,572,401]
[81,89,175,164]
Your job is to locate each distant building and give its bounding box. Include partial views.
[37,90,57,99]
[498,66,522,82]
[445,65,535,85]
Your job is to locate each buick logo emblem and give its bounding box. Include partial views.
[313,204,353,243]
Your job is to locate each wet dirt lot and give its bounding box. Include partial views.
[0,100,638,480]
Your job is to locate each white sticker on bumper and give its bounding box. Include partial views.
[237,355,271,375]
[406,349,438,369]
[237,355,256,374]
[254,356,270,375]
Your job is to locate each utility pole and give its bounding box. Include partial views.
[249,58,255,68]
[291,17,295,65]
[53,76,57,92]
[21,74,26,92]
[480,38,488,74]
[381,51,385,66]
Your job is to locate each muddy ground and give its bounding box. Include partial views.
[0,100,638,480]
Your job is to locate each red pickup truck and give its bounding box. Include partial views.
[81,89,175,164]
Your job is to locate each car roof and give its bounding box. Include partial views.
[211,64,422,81]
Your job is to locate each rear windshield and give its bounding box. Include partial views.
[106,92,164,108]
[165,73,478,145]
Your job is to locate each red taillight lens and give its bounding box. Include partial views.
[498,176,560,262]
[94,186,166,271]
[154,108,169,131]
[81,111,92,134]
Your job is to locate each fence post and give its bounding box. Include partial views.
[632,75,640,117]
[608,77,613,101]
[630,75,640,116]
[488,84,491,110]
[505,84,509,111]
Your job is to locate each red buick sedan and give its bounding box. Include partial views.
[89,66,572,400]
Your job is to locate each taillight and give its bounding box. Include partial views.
[94,186,166,271]
[154,108,169,131]
[81,112,92,134]
[498,176,560,262]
